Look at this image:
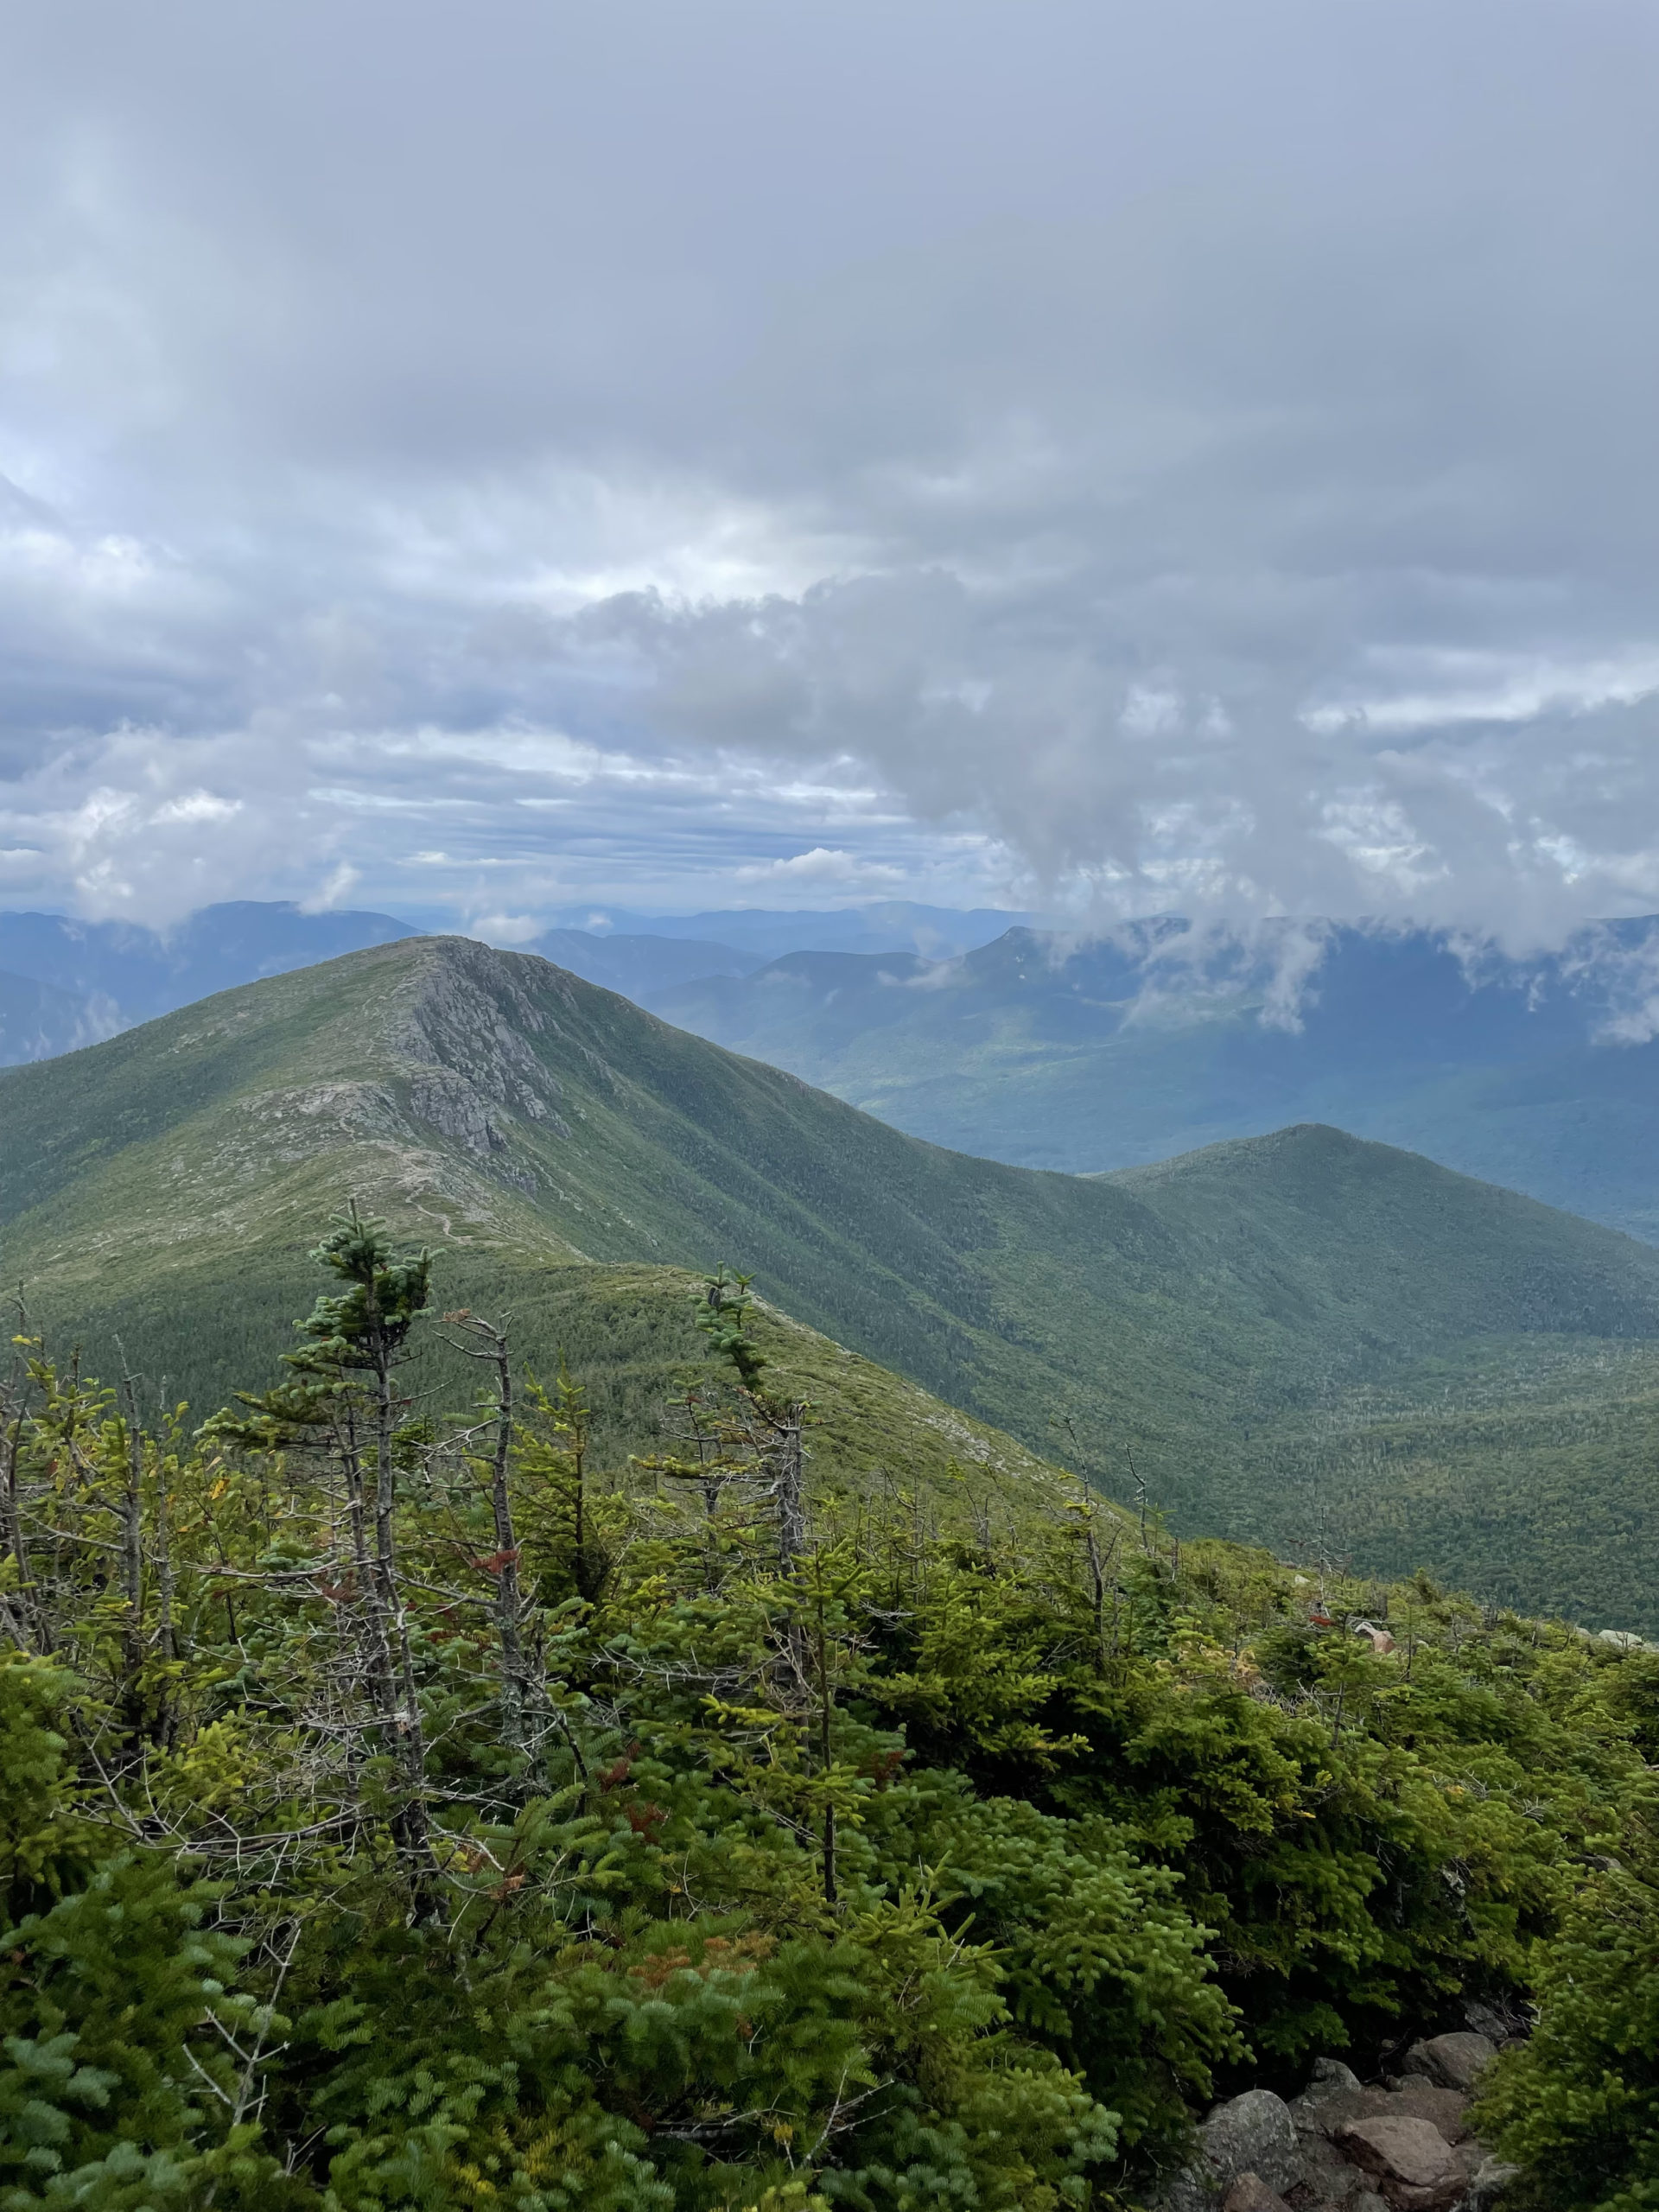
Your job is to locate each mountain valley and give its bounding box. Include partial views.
[647,917,1659,1244]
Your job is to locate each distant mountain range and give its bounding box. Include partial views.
[0,899,1032,1065]
[6,931,1659,1628]
[11,895,1659,1254]
[647,916,1659,1242]
[0,901,420,1062]
[535,900,1036,961]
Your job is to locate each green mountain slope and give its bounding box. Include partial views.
[5,935,1659,1624]
[648,924,1659,1241]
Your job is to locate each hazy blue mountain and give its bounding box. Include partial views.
[0,967,118,1065]
[541,899,1035,961]
[0,900,419,1063]
[0,899,1026,1069]
[525,928,765,995]
[649,916,1659,1242]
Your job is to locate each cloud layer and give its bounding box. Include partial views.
[4,0,1659,936]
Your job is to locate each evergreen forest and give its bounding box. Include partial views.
[2,1214,1656,2212]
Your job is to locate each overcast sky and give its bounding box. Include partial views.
[3,0,1659,939]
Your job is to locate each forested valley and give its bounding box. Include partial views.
[2,1213,1655,2212]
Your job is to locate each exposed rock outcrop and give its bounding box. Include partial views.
[1154,2044,1516,2212]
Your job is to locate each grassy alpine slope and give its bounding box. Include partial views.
[4,935,1659,1625]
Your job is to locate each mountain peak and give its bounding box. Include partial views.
[9,934,1659,1624]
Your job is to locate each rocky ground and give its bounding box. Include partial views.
[1156,2028,1522,2212]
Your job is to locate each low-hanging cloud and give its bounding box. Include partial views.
[4,0,1659,937]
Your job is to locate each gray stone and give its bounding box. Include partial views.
[1294,2127,1369,2206]
[1313,2058,1365,2091]
[1402,2034,1497,2092]
[1289,2060,1368,2139]
[1386,2080,1473,2142]
[1161,2091,1303,2212]
[1202,2092,1304,2196]
[1594,1628,1656,1653]
[1222,2177,1290,2212]
[1336,2117,1462,2210]
[1463,2157,1522,2212]
[1289,2082,1390,2139]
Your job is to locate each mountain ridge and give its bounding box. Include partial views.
[648,914,1659,1240]
[6,933,1659,1624]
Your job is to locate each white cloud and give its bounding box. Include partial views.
[734,847,908,892]
[3,2,1659,938]
[298,861,360,912]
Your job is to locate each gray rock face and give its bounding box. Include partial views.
[406,1069,506,1155]
[1201,2092,1304,2196]
[1401,2032,1498,2092]
[1164,2091,1303,2212]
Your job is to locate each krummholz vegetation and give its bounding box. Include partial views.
[0,1216,1654,2210]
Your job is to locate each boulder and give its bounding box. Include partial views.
[1336,2116,1463,2212]
[1288,2060,1372,2140]
[1401,2033,1497,2092]
[1318,2052,1371,2088]
[1594,1629,1656,1654]
[1460,2001,1519,2045]
[1294,2127,1370,2206]
[1222,2177,1290,2212]
[1385,2080,1473,2143]
[1289,2082,1397,2140]
[1160,2090,1303,2212]
[1200,2091,1303,2196]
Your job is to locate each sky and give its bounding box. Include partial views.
[4,0,1659,942]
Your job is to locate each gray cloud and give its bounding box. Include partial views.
[3,0,1659,934]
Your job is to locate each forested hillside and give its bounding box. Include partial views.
[5,938,1659,1626]
[1,1218,1654,2211]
